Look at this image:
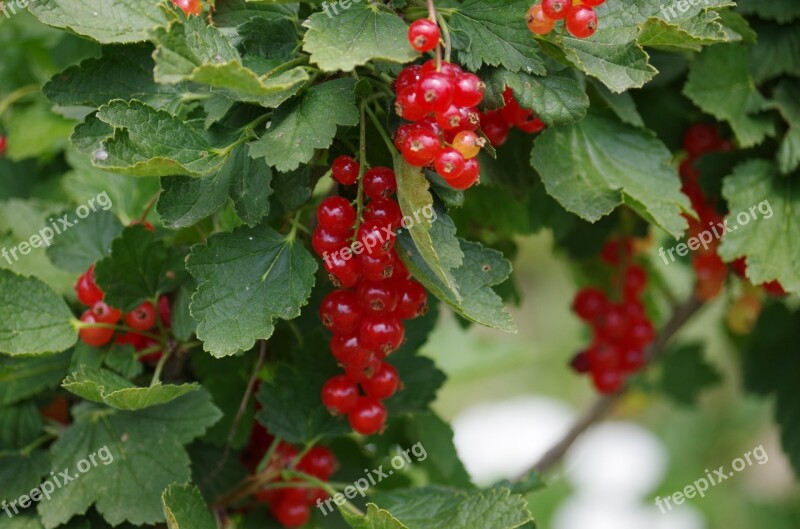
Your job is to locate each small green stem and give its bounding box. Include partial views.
[288,210,305,240]
[138,193,159,224]
[257,436,283,474]
[0,84,39,117]
[353,102,368,235]
[283,470,365,517]
[149,349,172,386]
[436,12,452,63]
[364,105,396,156]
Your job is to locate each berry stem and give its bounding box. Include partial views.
[353,101,368,236]
[435,11,452,63]
[138,192,159,224]
[257,434,283,474]
[74,320,163,343]
[283,470,365,517]
[149,348,172,386]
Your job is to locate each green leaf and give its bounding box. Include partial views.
[44,45,186,110]
[0,403,43,450]
[157,174,233,230]
[374,486,533,529]
[94,225,185,311]
[403,412,473,489]
[638,9,731,50]
[186,224,317,357]
[717,160,800,294]
[342,504,409,529]
[448,0,546,74]
[249,78,359,172]
[0,269,77,356]
[530,112,691,238]
[4,104,75,162]
[27,0,171,44]
[387,353,446,415]
[398,236,515,332]
[768,79,800,175]
[63,366,200,410]
[38,391,222,528]
[46,210,123,274]
[103,345,143,379]
[659,343,721,405]
[736,0,800,24]
[0,351,72,406]
[161,483,217,529]
[590,80,644,128]
[394,158,462,298]
[0,451,50,506]
[747,20,800,83]
[228,146,274,227]
[683,43,774,148]
[302,1,417,73]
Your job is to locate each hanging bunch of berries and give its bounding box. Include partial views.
[527,0,605,38]
[569,238,656,394]
[480,88,546,147]
[311,161,429,435]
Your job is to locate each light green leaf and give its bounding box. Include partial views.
[5,104,75,162]
[161,483,217,529]
[302,1,417,72]
[0,269,77,356]
[403,412,473,489]
[342,504,409,529]
[768,80,800,175]
[530,112,691,238]
[186,224,317,357]
[249,78,359,171]
[46,210,123,274]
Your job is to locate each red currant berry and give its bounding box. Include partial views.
[626,317,655,349]
[75,264,104,307]
[359,251,396,282]
[395,65,422,94]
[357,220,395,256]
[271,498,309,528]
[762,280,786,297]
[324,253,361,289]
[79,311,115,347]
[298,446,338,481]
[124,301,156,331]
[172,0,201,16]
[363,167,397,199]
[623,264,648,299]
[619,347,645,373]
[364,198,403,230]
[480,110,511,147]
[600,238,634,266]
[587,342,621,372]
[357,281,399,314]
[683,124,722,157]
[393,279,428,320]
[693,252,726,301]
[420,59,463,79]
[434,147,466,179]
[570,350,592,374]
[527,3,556,35]
[453,74,486,107]
[542,0,572,20]
[408,19,441,52]
[396,86,428,121]
[451,131,483,159]
[435,105,469,131]
[320,290,362,334]
[730,257,747,278]
[116,331,146,349]
[517,113,545,134]
[446,158,480,190]
[137,338,163,365]
[91,301,122,325]
[571,287,607,321]
[322,375,360,415]
[401,125,442,166]
[312,227,349,258]
[330,333,374,365]
[344,353,381,383]
[592,369,623,395]
[348,397,387,435]
[361,362,400,400]
[331,155,360,185]
[392,251,411,280]
[566,5,598,39]
[416,71,455,113]
[596,304,627,341]
[317,197,356,235]
[157,295,172,328]
[360,314,405,355]
[393,124,416,151]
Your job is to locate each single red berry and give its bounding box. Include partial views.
[693,252,726,301]
[600,238,634,266]
[517,113,545,134]
[360,314,405,355]
[298,446,338,481]
[158,295,172,327]
[572,287,607,322]
[357,220,395,256]
[322,375,360,415]
[527,3,556,35]
[324,253,361,289]
[172,0,201,16]
[115,331,146,349]
[357,281,399,314]
[393,124,416,151]
[416,71,455,113]
[75,264,104,307]
[623,264,648,299]
[395,65,422,94]
[451,130,483,159]
[330,333,374,365]
[320,290,362,334]
[344,353,381,383]
[592,369,624,395]
[393,279,428,320]
[501,88,524,125]
[312,227,349,257]
[565,5,598,39]
[762,280,786,297]
[396,86,428,121]
[271,498,310,528]
[361,362,401,400]
[137,338,163,366]
[359,251,396,282]
[730,257,748,278]
[348,397,388,435]
[435,104,469,131]
[124,301,156,331]
[684,124,722,157]
[317,197,356,235]
[480,111,511,147]
[408,19,441,52]
[434,147,466,179]
[401,125,442,166]
[392,251,411,280]
[453,74,486,107]
[363,167,397,199]
[587,342,621,372]
[79,311,115,347]
[364,198,403,230]
[619,347,645,373]
[0,135,6,157]
[331,155,360,185]
[446,158,480,190]
[596,304,627,341]
[626,317,655,349]
[420,59,463,78]
[542,0,572,19]
[91,301,122,325]
[570,350,592,374]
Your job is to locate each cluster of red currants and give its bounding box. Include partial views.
[312,161,429,435]
[75,264,171,365]
[527,0,605,39]
[480,88,546,147]
[394,20,487,190]
[569,238,656,394]
[242,423,338,528]
[171,0,201,16]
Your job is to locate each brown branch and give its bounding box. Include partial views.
[526,295,704,476]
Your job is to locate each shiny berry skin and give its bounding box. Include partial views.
[408,19,441,52]
[542,0,572,19]
[451,131,483,159]
[434,147,466,179]
[312,227,348,257]
[320,290,362,334]
[91,301,122,325]
[317,197,356,235]
[331,155,360,185]
[360,314,405,355]
[453,74,486,107]
[124,301,156,331]
[623,264,648,299]
[271,498,310,528]
[361,362,400,400]
[517,113,545,134]
[364,198,403,230]
[480,111,511,147]
[298,446,338,481]
[330,333,374,365]
[401,125,442,167]
[416,71,455,113]
[592,369,623,395]
[435,104,469,131]
[526,4,556,35]
[172,0,201,16]
[359,252,396,282]
[420,59,462,78]
[619,347,645,373]
[566,5,598,38]
[357,220,395,256]
[344,353,381,383]
[396,87,428,121]
[392,251,411,280]
[572,287,607,322]
[348,397,387,435]
[395,65,422,93]
[322,375,358,415]
[683,124,722,157]
[79,311,115,347]
[324,253,361,288]
[446,158,480,190]
[363,167,397,199]
[626,317,655,349]
[75,265,104,307]
[393,279,428,320]
[357,281,398,314]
